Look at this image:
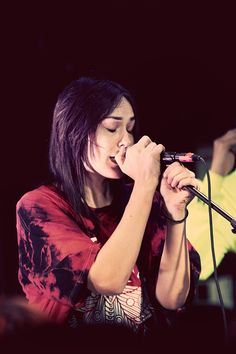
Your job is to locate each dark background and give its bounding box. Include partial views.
[1,1,236,297]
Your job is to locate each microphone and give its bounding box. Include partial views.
[161,151,202,163]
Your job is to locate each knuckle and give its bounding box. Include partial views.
[142,135,151,143]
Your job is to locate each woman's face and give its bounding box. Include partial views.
[86,97,135,179]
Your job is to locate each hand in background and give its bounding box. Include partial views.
[211,128,236,176]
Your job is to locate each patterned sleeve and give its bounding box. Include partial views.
[16,188,101,319]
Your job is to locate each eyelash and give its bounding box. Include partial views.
[106,128,134,134]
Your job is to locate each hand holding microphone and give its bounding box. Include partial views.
[115,135,201,186]
[115,135,200,216]
[115,135,165,187]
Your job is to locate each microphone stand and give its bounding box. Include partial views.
[185,181,235,348]
[185,185,236,234]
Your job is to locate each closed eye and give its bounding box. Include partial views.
[107,128,134,134]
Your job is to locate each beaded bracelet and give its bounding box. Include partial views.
[163,208,189,224]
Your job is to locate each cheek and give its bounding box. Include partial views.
[88,143,106,165]
[96,136,115,153]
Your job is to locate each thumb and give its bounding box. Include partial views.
[115,145,126,168]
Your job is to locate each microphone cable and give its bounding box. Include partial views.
[196,157,229,347]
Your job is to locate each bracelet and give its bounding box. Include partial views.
[163,208,189,224]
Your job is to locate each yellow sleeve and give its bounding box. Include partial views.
[221,169,236,219]
[187,170,236,280]
[200,170,224,199]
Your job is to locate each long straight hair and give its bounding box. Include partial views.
[49,77,139,235]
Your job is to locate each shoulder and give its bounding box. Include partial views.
[16,184,71,215]
[17,184,58,204]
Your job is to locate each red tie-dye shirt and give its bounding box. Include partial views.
[16,184,201,333]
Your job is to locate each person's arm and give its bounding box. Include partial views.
[211,128,236,176]
[156,222,190,309]
[187,128,236,280]
[88,136,162,295]
[155,162,199,309]
[88,136,199,311]
[87,182,156,295]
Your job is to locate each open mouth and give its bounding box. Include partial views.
[110,156,118,165]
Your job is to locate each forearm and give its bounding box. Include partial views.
[155,222,190,309]
[88,182,156,295]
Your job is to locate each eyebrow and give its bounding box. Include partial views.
[105,116,135,121]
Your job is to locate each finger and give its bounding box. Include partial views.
[163,162,182,178]
[144,141,157,152]
[154,143,165,155]
[164,165,195,187]
[225,129,236,138]
[169,171,195,188]
[149,144,166,166]
[223,133,236,144]
[178,177,199,190]
[115,145,126,166]
[136,135,152,148]
[163,163,189,182]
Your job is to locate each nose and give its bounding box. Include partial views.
[118,131,134,148]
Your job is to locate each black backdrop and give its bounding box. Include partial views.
[1,0,236,295]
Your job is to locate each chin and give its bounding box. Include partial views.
[103,169,123,179]
[110,175,123,180]
[107,172,123,179]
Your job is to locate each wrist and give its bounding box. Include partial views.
[134,180,157,194]
[162,208,189,224]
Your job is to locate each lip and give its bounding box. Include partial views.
[110,156,118,166]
